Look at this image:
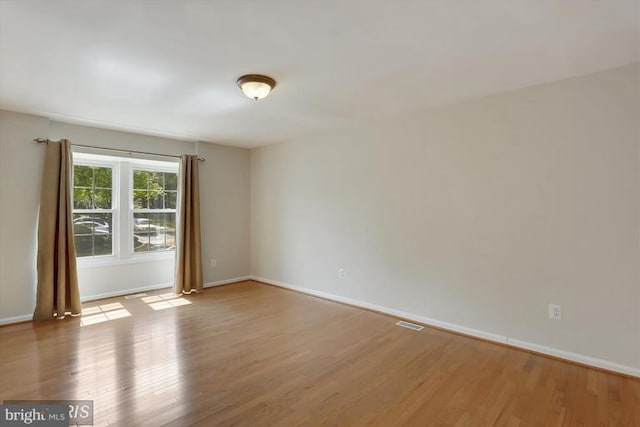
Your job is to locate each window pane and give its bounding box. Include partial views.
[93,189,112,209]
[74,165,93,187]
[91,212,113,231]
[148,190,163,209]
[165,173,178,191]
[133,190,147,209]
[133,170,151,190]
[149,214,166,251]
[166,191,177,209]
[151,171,163,187]
[134,213,176,252]
[133,213,151,253]
[136,213,177,252]
[73,165,113,209]
[73,213,93,257]
[73,188,92,209]
[132,168,177,254]
[74,235,94,257]
[94,167,112,188]
[165,213,176,249]
[148,213,163,252]
[73,213,113,257]
[94,234,113,256]
[149,172,164,208]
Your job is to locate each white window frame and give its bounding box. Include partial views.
[72,156,120,262]
[128,162,179,258]
[72,152,179,267]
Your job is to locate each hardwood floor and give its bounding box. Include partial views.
[0,280,638,426]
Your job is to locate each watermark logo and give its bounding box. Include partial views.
[0,404,66,426]
[1,401,93,426]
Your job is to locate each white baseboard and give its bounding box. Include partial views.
[250,275,640,378]
[0,314,32,326]
[204,276,252,288]
[80,282,173,302]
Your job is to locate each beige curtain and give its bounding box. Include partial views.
[33,139,81,320]
[174,154,203,294]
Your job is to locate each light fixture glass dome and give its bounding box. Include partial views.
[236,74,276,100]
[240,81,272,100]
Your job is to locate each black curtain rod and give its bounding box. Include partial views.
[32,138,205,162]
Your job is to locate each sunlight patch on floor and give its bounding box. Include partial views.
[81,302,131,327]
[81,292,192,324]
[140,292,192,310]
[148,298,192,311]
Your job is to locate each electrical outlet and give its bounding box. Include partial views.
[548,303,561,320]
[338,268,345,279]
[211,258,217,268]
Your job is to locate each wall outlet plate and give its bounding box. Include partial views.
[549,303,561,320]
[338,268,345,279]
[211,258,217,268]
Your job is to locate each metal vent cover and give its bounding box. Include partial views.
[124,293,148,300]
[396,320,424,331]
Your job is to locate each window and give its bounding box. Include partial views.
[73,164,114,257]
[132,169,177,253]
[72,152,178,262]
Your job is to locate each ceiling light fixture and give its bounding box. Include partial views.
[236,74,276,100]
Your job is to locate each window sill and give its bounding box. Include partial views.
[77,252,175,269]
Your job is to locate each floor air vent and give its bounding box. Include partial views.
[396,321,424,331]
[124,293,148,300]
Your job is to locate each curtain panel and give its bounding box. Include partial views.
[174,154,203,294]
[33,139,81,320]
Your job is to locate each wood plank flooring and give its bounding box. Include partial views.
[0,280,638,426]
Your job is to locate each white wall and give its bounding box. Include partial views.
[0,114,251,321]
[198,142,251,282]
[250,64,640,373]
[0,111,49,322]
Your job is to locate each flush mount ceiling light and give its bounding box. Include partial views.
[236,74,276,100]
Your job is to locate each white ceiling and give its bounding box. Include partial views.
[0,1,638,148]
